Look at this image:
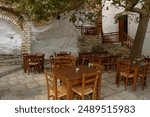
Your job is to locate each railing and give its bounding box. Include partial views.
[76,23,102,36]
[102,32,119,43]
[122,32,134,49]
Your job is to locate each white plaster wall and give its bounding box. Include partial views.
[102,1,124,33]
[31,13,79,59]
[0,19,22,55]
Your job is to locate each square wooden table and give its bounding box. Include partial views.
[53,66,102,100]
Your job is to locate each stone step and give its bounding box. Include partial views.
[0,54,22,66]
[0,58,22,65]
[0,65,22,78]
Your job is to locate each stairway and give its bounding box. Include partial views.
[0,54,22,77]
[0,54,22,66]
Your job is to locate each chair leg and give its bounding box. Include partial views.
[141,78,146,90]
[125,78,128,90]
[144,77,147,87]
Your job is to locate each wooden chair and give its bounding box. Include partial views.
[107,55,116,71]
[137,64,148,90]
[36,53,45,72]
[26,54,39,74]
[119,61,135,90]
[53,58,61,68]
[82,55,89,66]
[44,70,67,100]
[50,55,54,68]
[99,56,109,71]
[72,72,100,100]
[23,53,28,73]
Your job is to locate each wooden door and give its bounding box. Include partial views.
[118,15,128,42]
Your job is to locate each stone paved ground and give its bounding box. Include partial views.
[0,69,150,100]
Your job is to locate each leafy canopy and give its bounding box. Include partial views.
[9,0,85,22]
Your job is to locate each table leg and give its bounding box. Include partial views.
[66,81,73,100]
[116,62,120,87]
[96,75,101,100]
[133,66,138,91]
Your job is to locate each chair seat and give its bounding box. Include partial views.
[120,72,134,78]
[72,85,93,96]
[138,74,143,78]
[29,62,38,65]
[50,86,67,98]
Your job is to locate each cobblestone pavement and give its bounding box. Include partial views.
[0,69,150,100]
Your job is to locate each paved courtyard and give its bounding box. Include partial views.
[0,68,150,100]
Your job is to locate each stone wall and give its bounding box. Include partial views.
[78,35,102,52]
[78,35,130,57]
[0,10,31,55]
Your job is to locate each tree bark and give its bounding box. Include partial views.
[130,15,149,60]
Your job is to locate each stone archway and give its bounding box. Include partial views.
[0,10,31,54]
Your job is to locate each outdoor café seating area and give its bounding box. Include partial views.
[17,51,150,100]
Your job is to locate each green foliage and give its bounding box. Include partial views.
[9,0,85,22]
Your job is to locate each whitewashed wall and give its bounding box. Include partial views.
[0,19,22,55]
[31,13,80,58]
[102,1,124,33]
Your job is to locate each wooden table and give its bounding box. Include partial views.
[53,66,102,100]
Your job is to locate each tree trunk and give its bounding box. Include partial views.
[130,15,149,60]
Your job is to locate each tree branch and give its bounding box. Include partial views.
[130,7,143,14]
[112,0,142,14]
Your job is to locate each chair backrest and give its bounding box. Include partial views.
[36,53,45,61]
[53,58,61,68]
[59,56,76,68]
[26,54,39,64]
[55,52,71,57]
[44,70,57,99]
[82,72,100,99]
[119,61,132,73]
[138,64,148,78]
